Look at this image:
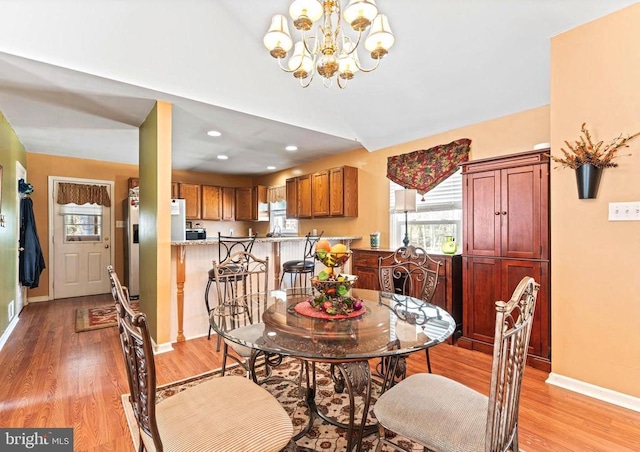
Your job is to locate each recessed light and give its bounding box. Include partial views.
[267,166,276,170]
[285,145,298,151]
[217,155,228,160]
[207,130,222,137]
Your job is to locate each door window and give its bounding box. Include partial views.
[60,203,102,242]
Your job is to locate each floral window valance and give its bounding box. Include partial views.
[387,138,471,197]
[267,185,286,203]
[56,183,111,207]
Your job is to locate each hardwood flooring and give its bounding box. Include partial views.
[1,294,639,451]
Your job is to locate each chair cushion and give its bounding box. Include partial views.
[142,375,293,452]
[282,259,314,272]
[224,324,265,357]
[374,373,488,452]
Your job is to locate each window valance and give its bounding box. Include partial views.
[57,183,111,207]
[386,138,471,197]
[267,185,286,203]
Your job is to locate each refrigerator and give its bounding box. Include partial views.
[123,195,140,298]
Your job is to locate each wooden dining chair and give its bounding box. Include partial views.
[209,251,270,379]
[377,245,442,373]
[374,276,539,452]
[115,291,294,452]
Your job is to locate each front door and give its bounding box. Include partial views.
[51,178,113,299]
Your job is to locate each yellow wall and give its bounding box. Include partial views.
[550,3,640,396]
[256,106,550,249]
[0,111,27,334]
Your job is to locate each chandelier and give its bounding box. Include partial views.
[263,0,394,89]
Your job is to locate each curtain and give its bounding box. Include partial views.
[57,183,111,207]
[267,185,286,203]
[386,138,471,197]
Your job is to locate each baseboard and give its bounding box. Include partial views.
[546,373,640,413]
[153,342,174,355]
[0,315,20,352]
[27,295,50,303]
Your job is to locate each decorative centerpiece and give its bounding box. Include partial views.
[296,240,364,319]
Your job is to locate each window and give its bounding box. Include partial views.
[60,203,103,242]
[389,169,462,253]
[269,200,298,235]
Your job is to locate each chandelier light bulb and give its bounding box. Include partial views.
[365,13,394,59]
[343,0,378,31]
[288,41,314,78]
[338,41,360,79]
[289,0,323,30]
[264,15,293,58]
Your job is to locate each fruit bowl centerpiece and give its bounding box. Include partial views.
[301,239,363,317]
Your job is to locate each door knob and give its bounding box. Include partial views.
[105,244,110,249]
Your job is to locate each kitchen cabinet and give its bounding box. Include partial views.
[329,166,358,217]
[297,174,312,218]
[285,166,358,219]
[351,248,463,343]
[178,183,201,220]
[235,187,253,221]
[286,178,297,219]
[312,170,330,217]
[201,185,222,220]
[459,150,550,370]
[128,177,139,189]
[221,187,235,221]
[253,185,269,222]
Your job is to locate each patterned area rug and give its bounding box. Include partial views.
[122,359,421,451]
[75,301,139,332]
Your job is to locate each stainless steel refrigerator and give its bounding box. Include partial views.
[123,195,139,298]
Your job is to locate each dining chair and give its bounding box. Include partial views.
[210,251,271,380]
[204,232,257,342]
[374,276,540,452]
[279,231,323,292]
[377,245,442,373]
[107,264,134,314]
[116,294,294,452]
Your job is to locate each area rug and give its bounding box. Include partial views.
[75,301,139,332]
[121,359,421,451]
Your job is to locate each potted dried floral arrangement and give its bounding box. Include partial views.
[550,123,640,199]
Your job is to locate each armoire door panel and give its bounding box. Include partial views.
[464,257,501,345]
[465,171,501,256]
[501,165,542,259]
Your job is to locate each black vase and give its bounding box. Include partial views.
[575,164,602,199]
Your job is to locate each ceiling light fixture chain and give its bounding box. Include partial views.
[263,0,394,89]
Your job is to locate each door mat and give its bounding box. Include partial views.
[75,301,139,332]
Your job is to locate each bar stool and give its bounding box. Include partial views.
[205,233,257,345]
[279,231,323,292]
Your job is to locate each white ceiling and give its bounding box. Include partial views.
[0,0,636,175]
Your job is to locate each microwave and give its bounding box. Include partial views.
[185,228,206,240]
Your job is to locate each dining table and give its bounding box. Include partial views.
[209,287,455,452]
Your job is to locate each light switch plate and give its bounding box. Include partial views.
[608,202,640,221]
[116,220,125,228]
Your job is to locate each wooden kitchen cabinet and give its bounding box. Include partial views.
[201,185,222,220]
[285,166,358,219]
[235,187,253,221]
[460,150,550,370]
[351,248,463,343]
[286,178,297,219]
[221,187,235,221]
[329,166,358,217]
[297,174,312,218]
[253,185,269,222]
[178,183,201,220]
[312,170,330,217]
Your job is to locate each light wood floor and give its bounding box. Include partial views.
[1,294,639,452]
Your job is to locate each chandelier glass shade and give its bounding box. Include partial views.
[263,0,394,88]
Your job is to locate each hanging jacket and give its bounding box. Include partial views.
[19,197,46,289]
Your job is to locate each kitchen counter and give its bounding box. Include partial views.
[171,235,361,246]
[170,235,361,342]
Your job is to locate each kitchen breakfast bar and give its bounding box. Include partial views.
[170,235,361,343]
